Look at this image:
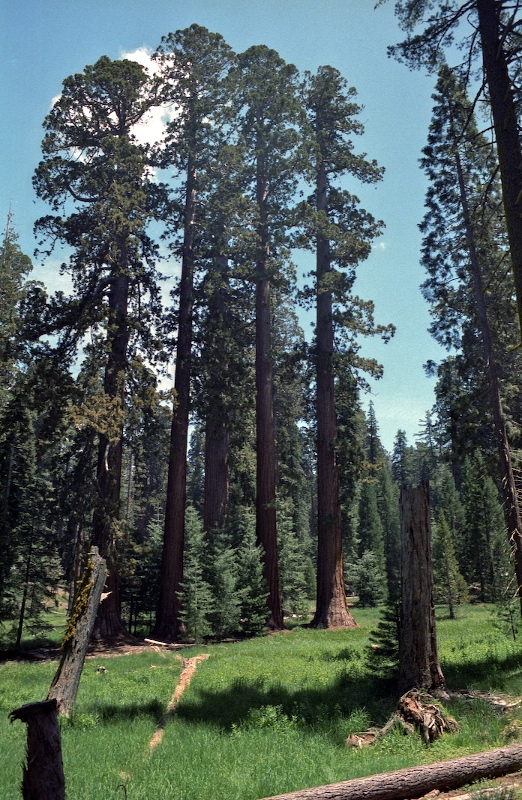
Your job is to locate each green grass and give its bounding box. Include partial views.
[2,604,522,800]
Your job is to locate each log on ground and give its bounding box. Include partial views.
[259,743,522,800]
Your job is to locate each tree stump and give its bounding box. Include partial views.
[398,481,445,695]
[48,546,107,715]
[9,699,65,800]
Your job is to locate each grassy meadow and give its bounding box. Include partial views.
[2,604,522,800]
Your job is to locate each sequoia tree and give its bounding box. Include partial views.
[300,66,391,627]
[153,26,234,640]
[228,46,304,630]
[33,56,162,638]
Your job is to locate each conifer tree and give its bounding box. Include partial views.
[33,55,162,638]
[228,45,304,630]
[432,511,468,618]
[153,25,235,640]
[300,65,392,628]
[180,506,214,642]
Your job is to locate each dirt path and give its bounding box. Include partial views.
[149,653,210,752]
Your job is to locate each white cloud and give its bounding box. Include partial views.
[122,47,177,149]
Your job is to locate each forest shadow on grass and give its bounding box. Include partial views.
[71,699,165,726]
[443,650,522,691]
[176,672,398,741]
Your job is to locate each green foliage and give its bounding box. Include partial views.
[180,507,214,642]
[277,496,310,617]
[352,551,386,608]
[433,511,469,617]
[235,511,269,637]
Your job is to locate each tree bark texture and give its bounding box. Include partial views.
[203,253,231,533]
[398,482,445,695]
[48,547,107,715]
[477,0,522,338]
[9,699,66,800]
[92,270,129,639]
[156,157,196,640]
[259,743,522,800]
[255,170,283,630]
[312,162,356,629]
[453,140,522,613]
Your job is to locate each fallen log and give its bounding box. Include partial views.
[259,743,522,800]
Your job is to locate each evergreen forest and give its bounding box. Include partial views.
[4,2,522,658]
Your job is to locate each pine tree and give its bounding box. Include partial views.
[234,508,269,637]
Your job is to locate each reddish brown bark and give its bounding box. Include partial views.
[255,170,283,631]
[312,162,356,629]
[398,482,445,695]
[155,157,196,641]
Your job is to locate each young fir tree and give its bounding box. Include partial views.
[228,45,304,630]
[180,506,214,642]
[233,507,269,637]
[432,511,468,618]
[460,452,507,600]
[33,55,163,639]
[300,65,392,628]
[277,496,310,618]
[153,25,235,641]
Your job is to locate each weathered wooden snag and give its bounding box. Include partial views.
[48,546,107,715]
[260,742,522,800]
[398,481,445,695]
[9,699,66,800]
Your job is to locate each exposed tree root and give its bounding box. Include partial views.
[148,654,210,752]
[346,689,459,747]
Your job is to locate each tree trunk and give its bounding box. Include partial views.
[204,413,230,532]
[92,271,129,640]
[398,481,445,695]
[477,0,522,339]
[255,169,283,631]
[203,253,231,533]
[453,138,522,614]
[312,162,356,629]
[48,547,107,716]
[9,699,66,800]
[155,156,196,641]
[259,743,522,800]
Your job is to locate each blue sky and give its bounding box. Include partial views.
[1,0,446,451]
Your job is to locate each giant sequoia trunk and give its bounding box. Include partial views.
[155,157,196,641]
[398,482,445,695]
[203,254,231,533]
[477,0,522,340]
[454,141,522,613]
[255,171,283,631]
[91,271,129,640]
[312,162,356,629]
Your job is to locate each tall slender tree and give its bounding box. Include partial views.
[300,65,391,627]
[153,26,235,640]
[228,45,304,630]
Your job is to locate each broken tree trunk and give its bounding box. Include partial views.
[9,699,65,800]
[260,742,522,800]
[47,546,107,715]
[398,481,445,695]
